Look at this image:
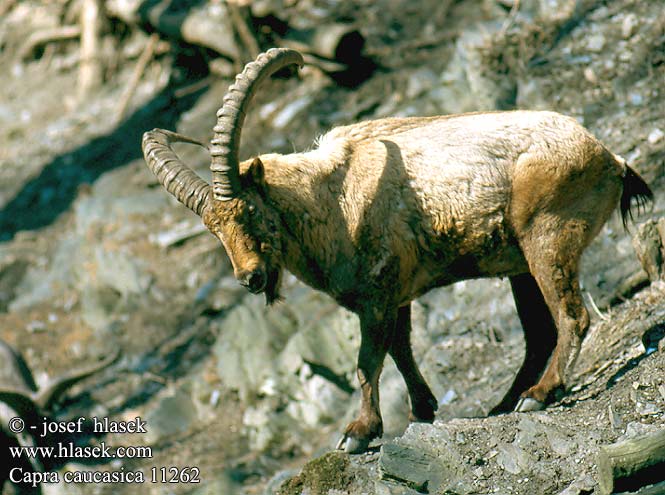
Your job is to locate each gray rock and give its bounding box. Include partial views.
[378,365,412,437]
[647,128,664,145]
[279,290,359,380]
[621,13,639,39]
[287,364,352,428]
[433,23,513,114]
[243,400,308,452]
[8,173,163,314]
[213,292,302,402]
[0,256,29,311]
[264,469,301,495]
[636,401,660,416]
[378,422,468,493]
[556,475,596,495]
[632,219,665,282]
[545,428,576,457]
[405,68,438,100]
[496,442,531,475]
[144,387,197,444]
[167,473,236,495]
[271,95,314,130]
[92,245,150,295]
[149,219,208,248]
[75,186,170,237]
[9,235,81,311]
[379,443,440,492]
[586,33,606,52]
[79,285,123,331]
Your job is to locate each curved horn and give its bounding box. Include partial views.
[142,129,211,216]
[210,48,304,201]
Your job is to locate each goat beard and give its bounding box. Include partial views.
[264,266,283,305]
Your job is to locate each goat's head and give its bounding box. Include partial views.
[202,156,285,302]
[142,49,304,304]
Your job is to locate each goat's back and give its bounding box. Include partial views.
[310,111,625,291]
[324,110,622,240]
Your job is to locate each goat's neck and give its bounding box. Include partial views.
[262,152,354,293]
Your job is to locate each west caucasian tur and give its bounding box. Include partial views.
[142,48,653,453]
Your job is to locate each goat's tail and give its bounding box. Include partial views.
[620,164,653,229]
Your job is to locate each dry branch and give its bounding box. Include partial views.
[499,0,521,36]
[597,429,665,495]
[106,0,240,59]
[0,0,16,17]
[228,2,260,61]
[280,23,369,74]
[115,33,159,123]
[17,25,81,61]
[282,23,360,61]
[78,0,104,99]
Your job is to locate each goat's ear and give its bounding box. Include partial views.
[248,157,266,190]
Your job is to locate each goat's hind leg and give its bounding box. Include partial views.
[517,230,590,409]
[490,273,557,414]
[337,306,395,454]
[389,304,438,422]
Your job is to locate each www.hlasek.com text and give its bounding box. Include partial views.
[6,415,199,486]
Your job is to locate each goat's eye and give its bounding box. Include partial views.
[248,204,256,214]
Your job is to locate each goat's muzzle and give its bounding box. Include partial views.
[237,268,267,294]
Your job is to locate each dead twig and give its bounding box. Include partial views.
[277,44,347,73]
[597,429,665,495]
[115,33,159,123]
[0,0,16,17]
[143,371,168,385]
[17,25,81,62]
[173,77,212,99]
[499,0,521,37]
[106,1,240,60]
[365,31,458,59]
[78,0,104,100]
[585,291,609,321]
[228,2,261,62]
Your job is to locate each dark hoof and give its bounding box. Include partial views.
[409,413,436,424]
[515,397,545,412]
[336,434,370,454]
[410,399,437,423]
[489,401,513,416]
[409,392,438,423]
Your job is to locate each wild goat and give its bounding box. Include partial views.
[0,339,118,493]
[142,48,653,453]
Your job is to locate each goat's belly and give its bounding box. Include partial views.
[402,230,528,302]
[446,240,528,279]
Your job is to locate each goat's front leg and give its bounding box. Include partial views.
[336,306,396,454]
[389,304,438,422]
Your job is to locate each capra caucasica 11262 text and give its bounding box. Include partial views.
[142,48,653,453]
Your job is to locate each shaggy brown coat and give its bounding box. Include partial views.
[142,50,652,453]
[198,110,651,452]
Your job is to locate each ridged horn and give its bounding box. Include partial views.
[210,48,304,201]
[142,129,211,216]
